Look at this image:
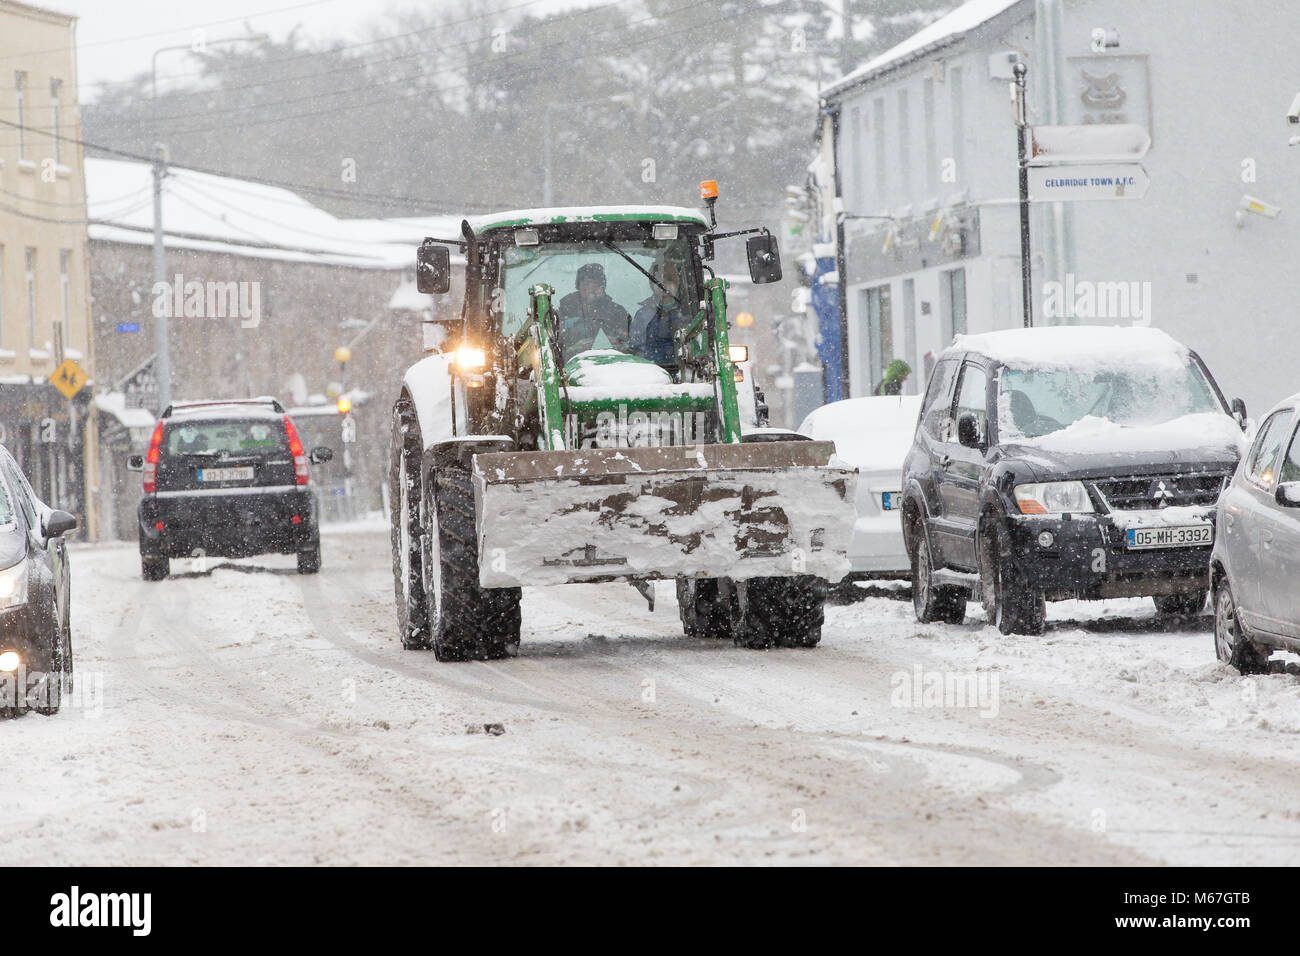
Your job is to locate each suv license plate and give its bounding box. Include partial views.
[881,492,900,511]
[1126,524,1213,550]
[197,466,255,482]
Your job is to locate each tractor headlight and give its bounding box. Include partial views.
[1014,481,1094,515]
[452,345,487,371]
[0,562,28,609]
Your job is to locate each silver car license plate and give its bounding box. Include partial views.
[1126,524,1213,550]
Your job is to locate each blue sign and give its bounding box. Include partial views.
[116,322,140,333]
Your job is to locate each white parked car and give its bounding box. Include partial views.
[799,395,923,578]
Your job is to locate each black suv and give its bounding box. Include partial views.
[900,327,1246,634]
[128,399,333,579]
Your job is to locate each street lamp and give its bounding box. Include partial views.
[542,93,635,206]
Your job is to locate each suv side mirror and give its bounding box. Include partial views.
[310,446,334,464]
[125,454,144,471]
[1231,397,1248,431]
[957,412,983,449]
[416,241,452,295]
[42,510,78,538]
[1276,481,1300,507]
[745,233,782,284]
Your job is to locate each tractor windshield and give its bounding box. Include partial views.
[500,236,698,365]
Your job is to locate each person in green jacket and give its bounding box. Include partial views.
[877,358,911,396]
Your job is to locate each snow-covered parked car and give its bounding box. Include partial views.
[1212,391,1300,673]
[899,326,1248,634]
[798,395,922,579]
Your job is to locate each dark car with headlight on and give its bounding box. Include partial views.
[0,444,77,715]
[899,326,1246,635]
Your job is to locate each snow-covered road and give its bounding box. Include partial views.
[3,522,1299,865]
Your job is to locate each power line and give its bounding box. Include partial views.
[72,0,567,95]
[143,4,730,137]
[0,0,344,63]
[130,0,714,130]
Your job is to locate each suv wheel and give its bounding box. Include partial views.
[297,539,321,575]
[911,524,966,625]
[979,521,1045,636]
[141,553,169,581]
[1154,590,1207,616]
[1214,581,1269,674]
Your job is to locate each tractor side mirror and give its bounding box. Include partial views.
[746,234,782,284]
[416,242,452,295]
[957,412,983,449]
[125,455,144,472]
[310,446,334,464]
[1231,397,1248,431]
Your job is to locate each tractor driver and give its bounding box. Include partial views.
[557,262,631,354]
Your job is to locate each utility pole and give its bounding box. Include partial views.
[1013,61,1034,328]
[152,143,170,411]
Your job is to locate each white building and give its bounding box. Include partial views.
[821,0,1300,415]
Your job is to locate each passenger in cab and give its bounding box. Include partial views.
[631,262,688,367]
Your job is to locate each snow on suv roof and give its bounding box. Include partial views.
[468,205,709,234]
[953,325,1189,368]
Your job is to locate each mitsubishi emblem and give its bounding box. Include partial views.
[1152,479,1173,507]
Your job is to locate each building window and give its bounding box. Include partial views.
[949,66,965,187]
[941,267,967,341]
[902,278,918,394]
[860,283,893,393]
[923,77,938,194]
[50,78,62,165]
[849,106,864,211]
[897,88,911,198]
[24,248,36,349]
[59,250,71,344]
[15,71,27,160]
[873,97,887,200]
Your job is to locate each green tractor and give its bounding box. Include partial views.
[390,183,857,661]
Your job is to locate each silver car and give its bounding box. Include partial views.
[1212,393,1300,673]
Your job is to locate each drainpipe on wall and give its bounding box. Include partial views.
[827,102,851,397]
[1037,0,1074,323]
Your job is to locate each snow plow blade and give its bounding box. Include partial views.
[471,441,856,588]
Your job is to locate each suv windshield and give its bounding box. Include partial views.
[500,236,697,365]
[998,358,1222,440]
[166,419,288,457]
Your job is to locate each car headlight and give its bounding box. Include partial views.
[1014,481,1094,514]
[0,562,29,610]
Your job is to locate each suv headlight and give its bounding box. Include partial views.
[1014,481,1094,514]
[0,562,29,609]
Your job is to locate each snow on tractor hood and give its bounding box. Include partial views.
[564,350,672,387]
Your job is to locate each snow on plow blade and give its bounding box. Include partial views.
[472,441,856,588]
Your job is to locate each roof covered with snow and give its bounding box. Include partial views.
[86,158,447,271]
[823,0,1028,99]
[467,205,709,234]
[953,325,1189,368]
[798,395,923,474]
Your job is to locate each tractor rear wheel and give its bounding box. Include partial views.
[742,575,827,649]
[428,462,522,661]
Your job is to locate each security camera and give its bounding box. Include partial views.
[1288,91,1300,124]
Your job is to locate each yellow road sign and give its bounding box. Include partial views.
[51,359,88,400]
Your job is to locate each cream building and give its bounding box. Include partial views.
[0,0,98,536]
